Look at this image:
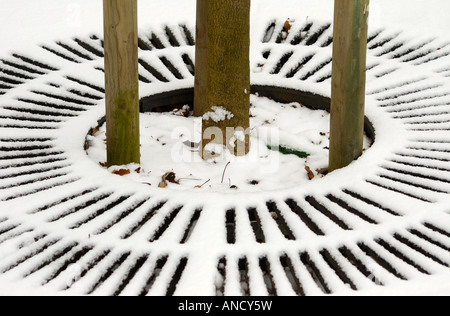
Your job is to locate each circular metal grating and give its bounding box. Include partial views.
[0,20,450,295]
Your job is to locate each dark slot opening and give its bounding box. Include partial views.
[259,257,277,296]
[247,208,265,243]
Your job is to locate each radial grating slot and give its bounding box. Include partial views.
[0,156,67,172]
[0,143,53,152]
[42,245,95,286]
[262,22,276,43]
[139,59,169,82]
[149,206,183,242]
[138,37,153,51]
[365,179,433,203]
[305,196,351,230]
[237,257,251,296]
[87,251,131,295]
[305,24,331,46]
[159,56,184,80]
[166,257,189,296]
[113,254,149,296]
[0,114,63,124]
[56,41,94,61]
[368,33,400,50]
[74,38,104,58]
[375,238,430,275]
[280,254,305,296]
[164,26,180,47]
[67,88,103,101]
[0,170,70,191]
[266,202,296,240]
[410,227,450,254]
[121,201,167,239]
[342,189,401,216]
[3,106,77,118]
[63,248,112,291]
[181,53,195,76]
[0,149,64,162]
[338,246,384,286]
[3,177,81,202]
[326,194,378,224]
[0,224,19,237]
[65,76,105,94]
[393,233,449,267]
[300,57,332,81]
[149,33,165,49]
[393,40,435,60]
[286,53,315,78]
[95,199,149,235]
[1,237,60,274]
[247,208,265,243]
[226,209,236,244]
[424,222,450,239]
[271,52,294,75]
[69,195,132,229]
[377,173,448,194]
[300,252,331,294]
[31,90,95,106]
[290,22,313,45]
[41,45,81,63]
[259,257,277,296]
[180,208,203,244]
[23,242,80,278]
[1,59,46,76]
[180,24,195,46]
[382,166,450,186]
[215,257,227,296]
[376,41,405,57]
[0,228,34,246]
[17,98,87,113]
[357,242,407,280]
[285,199,325,236]
[12,53,58,72]
[320,249,357,291]
[0,164,69,181]
[139,255,169,296]
[0,75,24,85]
[0,66,35,80]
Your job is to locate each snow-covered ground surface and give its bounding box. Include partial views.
[0,0,450,296]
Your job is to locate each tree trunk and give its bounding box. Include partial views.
[194,0,251,159]
[329,0,370,172]
[103,0,140,167]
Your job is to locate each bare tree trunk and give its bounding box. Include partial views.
[329,0,370,172]
[194,0,251,159]
[103,0,140,167]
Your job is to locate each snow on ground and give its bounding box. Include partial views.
[87,95,371,192]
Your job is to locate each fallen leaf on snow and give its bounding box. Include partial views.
[158,171,179,188]
[112,169,131,176]
[305,166,315,180]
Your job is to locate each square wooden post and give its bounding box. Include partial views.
[103,0,140,167]
[329,0,370,172]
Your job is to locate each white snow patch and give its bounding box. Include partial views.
[202,106,234,123]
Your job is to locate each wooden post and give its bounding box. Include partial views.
[329,0,370,172]
[103,0,140,167]
[194,0,251,158]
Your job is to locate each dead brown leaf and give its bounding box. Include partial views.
[112,169,131,176]
[159,172,179,188]
[305,166,315,180]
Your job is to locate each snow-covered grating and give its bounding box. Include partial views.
[0,20,450,295]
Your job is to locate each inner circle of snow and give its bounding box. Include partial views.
[86,95,372,193]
